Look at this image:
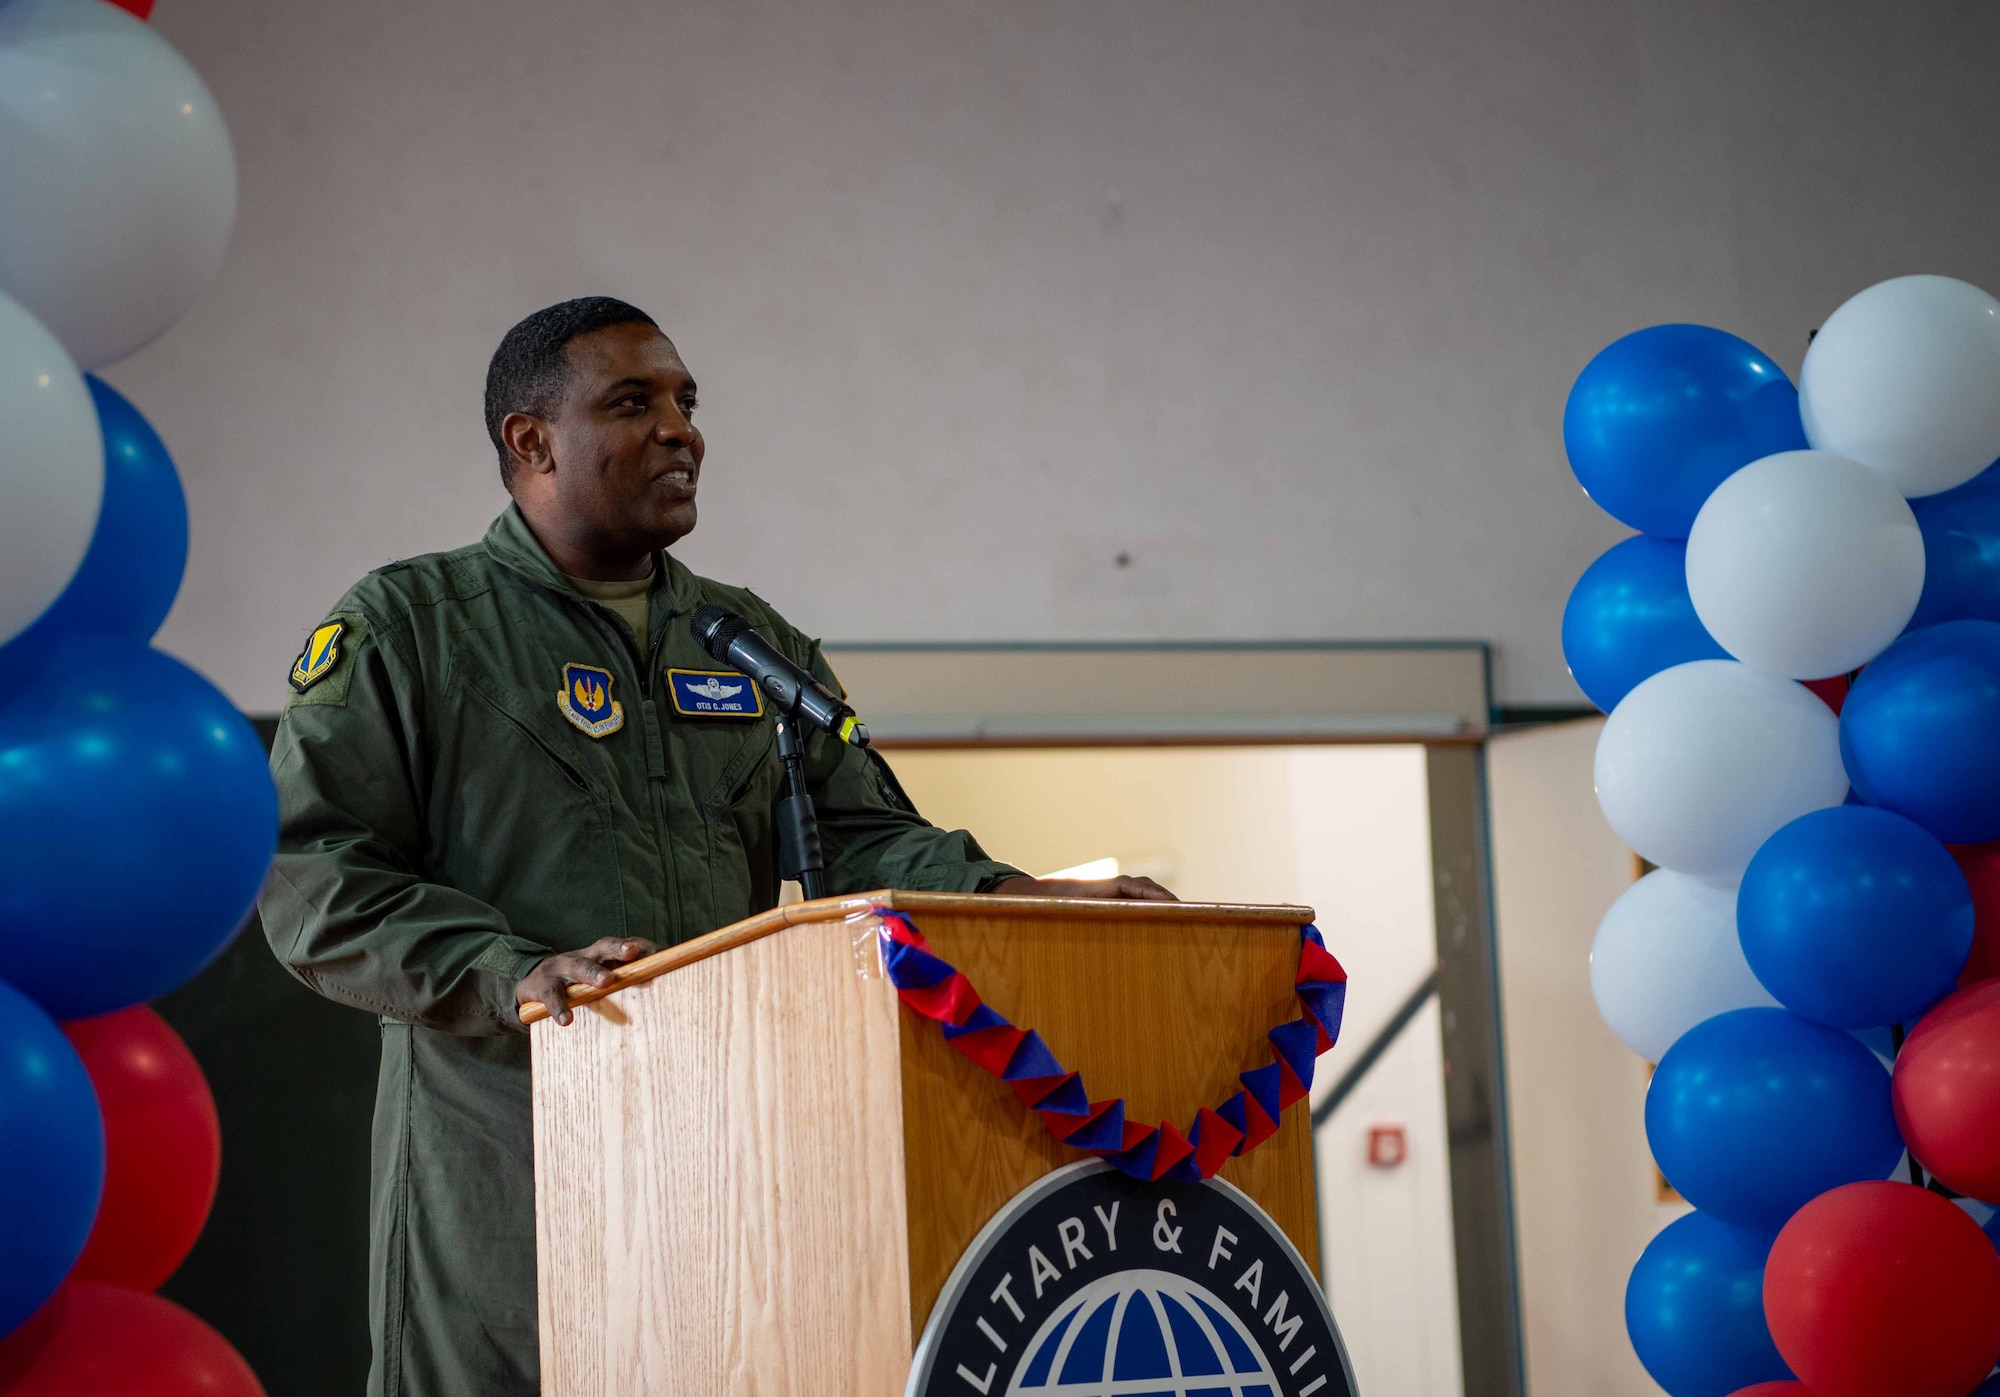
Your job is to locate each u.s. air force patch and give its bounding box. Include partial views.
[909,1162,1353,1397]
[557,662,624,738]
[290,621,346,693]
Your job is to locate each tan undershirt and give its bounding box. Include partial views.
[563,567,655,654]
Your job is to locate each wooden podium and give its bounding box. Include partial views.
[524,891,1319,1395]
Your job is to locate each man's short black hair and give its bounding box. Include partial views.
[484,296,658,483]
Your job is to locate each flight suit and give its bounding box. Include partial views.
[259,505,1020,1395]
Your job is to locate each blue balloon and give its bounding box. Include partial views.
[1840,620,2000,844]
[1625,1211,1792,1397]
[1562,535,1728,712]
[1738,806,1972,1028]
[0,636,276,1018]
[0,378,189,707]
[1647,1008,1904,1230]
[1564,324,1808,538]
[0,976,104,1335]
[0,377,186,651]
[1910,459,2000,630]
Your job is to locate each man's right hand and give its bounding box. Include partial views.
[516,936,660,1026]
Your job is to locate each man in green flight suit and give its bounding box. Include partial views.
[259,297,1171,1396]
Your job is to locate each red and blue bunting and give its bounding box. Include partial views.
[875,910,1348,1181]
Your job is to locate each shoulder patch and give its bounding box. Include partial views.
[290,621,346,692]
[286,614,367,708]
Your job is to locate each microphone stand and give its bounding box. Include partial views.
[771,712,828,900]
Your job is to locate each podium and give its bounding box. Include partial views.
[524,891,1324,1395]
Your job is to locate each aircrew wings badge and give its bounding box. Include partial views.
[290,621,346,693]
[557,662,624,738]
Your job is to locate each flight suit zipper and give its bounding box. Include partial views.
[641,601,685,938]
[580,599,683,945]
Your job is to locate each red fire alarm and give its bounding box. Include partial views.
[1367,1124,1408,1169]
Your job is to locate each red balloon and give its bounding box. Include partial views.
[103,0,157,18]
[1952,841,2000,984]
[0,1292,62,1387]
[1893,980,2000,1202]
[60,1006,220,1290]
[1728,1385,1817,1397]
[1765,1181,2000,1397]
[0,1282,263,1395]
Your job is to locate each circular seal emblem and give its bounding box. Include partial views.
[910,1161,1356,1397]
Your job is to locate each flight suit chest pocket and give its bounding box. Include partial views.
[680,713,779,814]
[690,718,782,917]
[429,663,628,947]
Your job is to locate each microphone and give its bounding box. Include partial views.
[690,603,870,748]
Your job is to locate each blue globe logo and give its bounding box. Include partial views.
[1007,1268,1283,1395]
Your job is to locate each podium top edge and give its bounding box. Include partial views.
[824,890,1314,922]
[519,891,1316,1025]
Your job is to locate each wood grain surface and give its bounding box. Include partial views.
[892,905,1322,1342]
[532,917,914,1395]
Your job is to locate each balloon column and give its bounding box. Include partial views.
[0,2,271,1392]
[1570,277,2000,1397]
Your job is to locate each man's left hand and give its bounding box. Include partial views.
[987,874,1178,902]
[516,936,661,1026]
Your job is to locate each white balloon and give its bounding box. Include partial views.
[0,0,237,368]
[1800,275,2000,497]
[1590,870,1777,1063]
[1594,660,1847,878]
[1685,450,1924,678]
[0,290,102,646]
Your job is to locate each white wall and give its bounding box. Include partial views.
[1294,749,1464,1397]
[1313,997,1463,1397]
[113,0,2000,711]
